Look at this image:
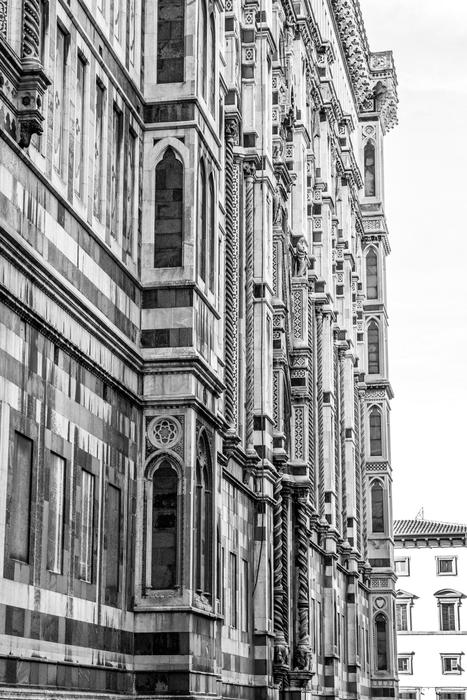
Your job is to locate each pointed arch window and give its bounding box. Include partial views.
[366,248,378,300]
[208,12,216,113]
[370,407,382,456]
[364,141,376,197]
[371,480,384,533]
[157,0,185,83]
[155,148,183,267]
[208,174,215,291]
[151,461,179,589]
[375,613,388,670]
[194,432,212,597]
[367,320,380,374]
[198,160,207,282]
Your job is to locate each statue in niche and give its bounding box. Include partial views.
[293,237,309,276]
[273,189,283,226]
[274,640,289,665]
[294,637,312,671]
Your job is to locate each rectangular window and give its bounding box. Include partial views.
[440,602,457,631]
[442,655,462,674]
[93,81,105,220]
[110,105,123,238]
[241,559,249,632]
[229,552,237,628]
[53,26,67,174]
[74,54,86,198]
[125,129,137,255]
[79,470,95,582]
[396,603,409,631]
[437,557,457,575]
[438,694,465,700]
[47,453,66,573]
[398,655,413,674]
[105,484,121,605]
[395,557,410,576]
[400,693,417,700]
[8,433,33,562]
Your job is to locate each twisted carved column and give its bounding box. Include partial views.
[224,118,239,432]
[316,309,325,517]
[244,161,256,460]
[294,489,312,672]
[281,484,291,648]
[273,471,288,683]
[359,388,368,559]
[22,0,42,66]
[339,350,347,537]
[308,296,316,506]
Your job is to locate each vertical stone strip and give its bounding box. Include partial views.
[243,161,256,456]
[354,381,362,551]
[281,484,291,646]
[224,118,239,431]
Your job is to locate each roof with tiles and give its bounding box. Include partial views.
[394,518,467,538]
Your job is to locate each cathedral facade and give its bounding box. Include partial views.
[0,0,398,698]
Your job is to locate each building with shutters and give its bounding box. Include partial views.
[395,519,467,700]
[0,0,398,698]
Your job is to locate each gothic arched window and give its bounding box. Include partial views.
[155,148,183,267]
[366,248,378,300]
[194,432,212,597]
[364,141,376,197]
[151,461,178,589]
[371,480,384,533]
[367,320,380,374]
[370,407,382,456]
[208,13,216,113]
[208,174,215,291]
[199,0,207,99]
[157,0,185,83]
[375,613,388,670]
[198,160,207,282]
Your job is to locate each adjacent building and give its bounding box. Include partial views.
[395,518,467,700]
[0,0,398,698]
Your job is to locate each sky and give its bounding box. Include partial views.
[358,0,467,523]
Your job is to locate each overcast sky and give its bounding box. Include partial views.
[358,1,467,523]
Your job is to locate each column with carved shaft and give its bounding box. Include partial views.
[17,0,50,147]
[273,469,288,685]
[243,161,258,473]
[224,118,239,437]
[293,487,313,683]
[316,309,325,518]
[281,482,291,668]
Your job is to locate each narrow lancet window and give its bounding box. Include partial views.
[366,249,378,300]
[375,614,388,670]
[367,320,380,374]
[157,0,185,83]
[369,407,382,456]
[151,462,178,589]
[193,433,212,597]
[364,141,376,197]
[155,148,183,267]
[371,481,384,533]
